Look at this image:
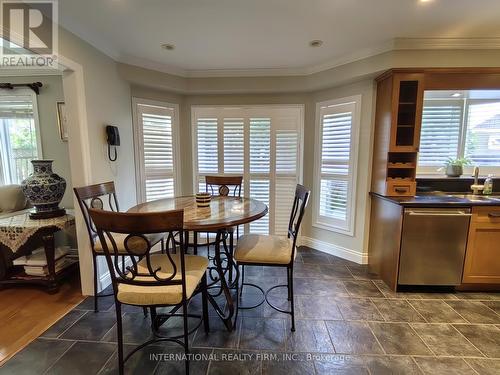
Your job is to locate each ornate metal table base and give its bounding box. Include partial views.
[188,229,240,331]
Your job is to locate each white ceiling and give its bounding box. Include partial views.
[58,0,500,77]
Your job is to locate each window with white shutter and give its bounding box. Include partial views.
[418,101,463,167]
[314,96,361,235]
[0,90,42,185]
[133,99,179,203]
[465,101,500,166]
[417,91,500,175]
[192,106,304,235]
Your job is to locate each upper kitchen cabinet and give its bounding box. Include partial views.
[372,71,424,197]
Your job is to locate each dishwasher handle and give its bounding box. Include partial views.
[406,210,472,217]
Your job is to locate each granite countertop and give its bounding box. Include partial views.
[370,192,500,207]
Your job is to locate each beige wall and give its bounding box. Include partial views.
[56,27,137,294]
[59,28,136,210]
[6,75,73,209]
[130,82,373,263]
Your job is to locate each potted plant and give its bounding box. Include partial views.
[443,157,471,177]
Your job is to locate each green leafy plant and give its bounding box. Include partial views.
[444,157,471,168]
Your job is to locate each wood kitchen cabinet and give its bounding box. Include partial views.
[462,206,500,284]
[371,71,424,197]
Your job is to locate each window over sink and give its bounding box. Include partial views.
[418,90,500,175]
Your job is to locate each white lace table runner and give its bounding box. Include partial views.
[0,212,75,253]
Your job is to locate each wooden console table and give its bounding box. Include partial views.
[0,211,77,293]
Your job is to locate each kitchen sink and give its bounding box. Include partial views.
[449,194,500,202]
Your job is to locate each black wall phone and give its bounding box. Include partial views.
[106,125,120,161]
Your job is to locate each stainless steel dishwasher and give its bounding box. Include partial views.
[398,208,471,286]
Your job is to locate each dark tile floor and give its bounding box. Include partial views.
[2,246,500,374]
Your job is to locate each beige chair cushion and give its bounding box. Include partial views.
[0,185,28,213]
[117,253,208,306]
[93,232,165,254]
[234,234,293,265]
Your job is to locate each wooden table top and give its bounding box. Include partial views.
[128,196,268,231]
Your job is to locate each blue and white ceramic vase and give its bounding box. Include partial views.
[21,160,66,219]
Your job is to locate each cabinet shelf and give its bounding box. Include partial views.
[388,163,416,169]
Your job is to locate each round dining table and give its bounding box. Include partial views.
[128,195,268,330]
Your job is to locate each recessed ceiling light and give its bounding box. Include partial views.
[420,0,433,3]
[161,43,175,51]
[309,40,323,47]
[451,92,462,97]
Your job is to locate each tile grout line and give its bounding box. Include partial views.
[41,340,77,375]
[449,324,488,359]
[443,300,474,324]
[410,356,426,374]
[407,322,437,357]
[96,347,118,375]
[368,297,388,322]
[462,357,482,375]
[405,298,430,323]
[54,310,89,339]
[365,321,387,355]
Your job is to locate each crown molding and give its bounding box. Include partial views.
[117,38,500,79]
[393,37,500,50]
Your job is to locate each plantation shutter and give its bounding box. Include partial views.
[316,99,359,233]
[135,103,177,202]
[0,95,34,119]
[418,101,463,166]
[223,118,244,174]
[465,101,500,166]
[0,92,40,185]
[193,106,303,235]
[249,118,271,233]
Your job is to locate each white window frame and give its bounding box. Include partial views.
[0,89,43,185]
[132,97,181,203]
[191,104,305,235]
[417,98,500,176]
[313,95,362,236]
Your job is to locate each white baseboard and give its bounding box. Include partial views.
[96,236,367,291]
[98,270,112,292]
[298,236,368,264]
[98,258,133,292]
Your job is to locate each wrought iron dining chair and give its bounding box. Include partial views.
[199,175,243,283]
[201,175,242,247]
[88,208,210,375]
[74,182,165,312]
[234,184,310,331]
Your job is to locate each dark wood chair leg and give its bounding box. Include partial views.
[201,274,210,333]
[92,254,99,312]
[115,302,124,375]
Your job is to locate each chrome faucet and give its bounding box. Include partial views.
[471,166,484,195]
